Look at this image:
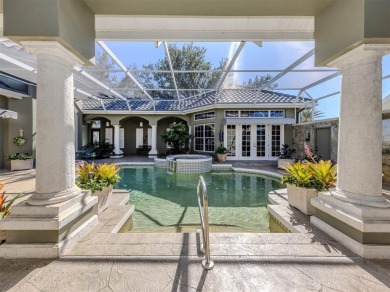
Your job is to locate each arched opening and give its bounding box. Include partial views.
[157,116,189,155]
[120,116,151,156]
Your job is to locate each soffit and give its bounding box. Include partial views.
[83,0,333,17]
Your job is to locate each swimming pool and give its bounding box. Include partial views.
[116,167,286,233]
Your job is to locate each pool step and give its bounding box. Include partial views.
[64,231,354,257]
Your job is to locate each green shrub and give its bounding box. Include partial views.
[7,153,33,160]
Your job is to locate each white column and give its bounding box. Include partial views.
[148,124,158,157]
[329,45,389,208]
[310,44,390,259]
[23,42,83,206]
[111,124,123,158]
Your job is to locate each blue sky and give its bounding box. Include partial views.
[99,41,390,120]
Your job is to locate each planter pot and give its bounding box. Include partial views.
[10,159,33,171]
[278,158,295,169]
[217,153,227,163]
[92,185,113,215]
[287,184,318,215]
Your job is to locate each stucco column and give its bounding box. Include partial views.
[310,44,390,259]
[111,124,123,158]
[329,45,389,208]
[149,124,158,157]
[23,41,83,206]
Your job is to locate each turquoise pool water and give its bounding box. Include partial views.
[116,167,285,233]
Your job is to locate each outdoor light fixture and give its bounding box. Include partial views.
[140,121,143,127]
[106,121,110,127]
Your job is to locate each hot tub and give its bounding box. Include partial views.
[166,154,212,173]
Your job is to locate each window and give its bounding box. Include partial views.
[270,110,285,118]
[194,111,215,121]
[92,130,100,143]
[225,110,239,117]
[241,111,269,118]
[194,124,215,152]
[91,120,101,129]
[225,110,285,118]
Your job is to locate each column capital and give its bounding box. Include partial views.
[21,41,84,68]
[328,44,390,70]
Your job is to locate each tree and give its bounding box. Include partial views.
[138,43,226,99]
[300,108,324,122]
[93,50,118,88]
[160,122,193,154]
[242,74,278,89]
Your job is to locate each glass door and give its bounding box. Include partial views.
[241,125,252,158]
[255,125,266,157]
[226,124,283,160]
[225,125,237,157]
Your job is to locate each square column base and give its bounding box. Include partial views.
[0,191,98,259]
[311,192,390,259]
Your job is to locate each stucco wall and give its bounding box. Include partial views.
[292,119,339,161]
[0,94,35,170]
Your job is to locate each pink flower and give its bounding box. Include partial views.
[304,142,316,164]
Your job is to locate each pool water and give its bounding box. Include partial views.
[116,167,286,233]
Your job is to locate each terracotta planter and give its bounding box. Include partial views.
[278,159,295,169]
[92,185,113,215]
[217,153,227,163]
[10,159,33,171]
[287,184,318,215]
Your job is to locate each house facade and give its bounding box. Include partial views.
[80,89,304,160]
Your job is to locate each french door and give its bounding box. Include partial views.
[224,124,283,160]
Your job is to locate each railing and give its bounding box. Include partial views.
[196,175,214,270]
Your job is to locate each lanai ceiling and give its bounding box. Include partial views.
[82,0,333,16]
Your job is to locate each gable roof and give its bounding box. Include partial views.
[82,89,307,112]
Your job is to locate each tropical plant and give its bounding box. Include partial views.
[304,143,322,163]
[7,153,33,160]
[300,108,324,122]
[13,136,26,146]
[215,145,228,154]
[76,163,120,193]
[308,160,337,191]
[282,143,337,191]
[161,122,193,155]
[83,142,114,158]
[0,182,22,219]
[281,162,321,189]
[277,144,296,159]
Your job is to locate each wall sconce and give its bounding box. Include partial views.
[305,132,311,142]
[106,121,110,127]
[140,121,143,127]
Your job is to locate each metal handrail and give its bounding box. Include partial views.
[196,175,214,270]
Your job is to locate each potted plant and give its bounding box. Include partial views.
[215,145,228,163]
[13,136,26,146]
[277,144,296,169]
[76,163,121,215]
[0,182,22,242]
[161,122,193,155]
[281,143,337,215]
[8,153,34,171]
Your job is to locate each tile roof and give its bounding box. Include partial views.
[82,89,307,112]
